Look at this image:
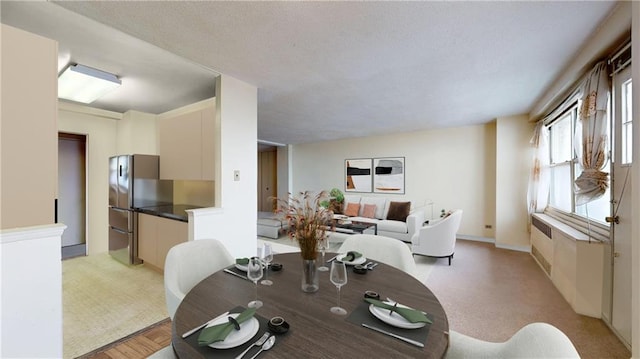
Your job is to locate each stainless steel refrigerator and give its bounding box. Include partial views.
[108,154,172,265]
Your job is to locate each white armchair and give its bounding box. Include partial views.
[411,209,462,265]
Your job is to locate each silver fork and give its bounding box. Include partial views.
[234,332,270,359]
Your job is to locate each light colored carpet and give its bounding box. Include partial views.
[258,234,437,283]
[62,253,168,359]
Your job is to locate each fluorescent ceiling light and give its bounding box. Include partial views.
[58,64,121,104]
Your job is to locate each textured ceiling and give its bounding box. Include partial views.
[3,1,619,145]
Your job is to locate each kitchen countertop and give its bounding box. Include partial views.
[136,204,203,222]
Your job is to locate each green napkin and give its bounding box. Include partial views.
[365,298,432,324]
[236,257,249,265]
[342,251,362,262]
[197,308,256,346]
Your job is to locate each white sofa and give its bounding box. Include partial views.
[335,195,425,243]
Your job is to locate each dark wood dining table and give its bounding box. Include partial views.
[171,252,449,358]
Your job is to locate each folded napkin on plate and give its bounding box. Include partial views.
[365,298,432,324]
[236,257,249,265]
[342,251,362,262]
[197,307,256,346]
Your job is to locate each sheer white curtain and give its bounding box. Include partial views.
[527,121,550,215]
[574,61,610,205]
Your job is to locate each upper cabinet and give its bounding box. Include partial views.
[1,25,58,229]
[158,99,216,180]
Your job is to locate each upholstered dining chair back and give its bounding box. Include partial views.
[411,209,462,265]
[446,322,580,358]
[337,234,418,278]
[164,239,235,319]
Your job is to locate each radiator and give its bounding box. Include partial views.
[531,216,552,275]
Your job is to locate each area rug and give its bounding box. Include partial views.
[62,253,168,358]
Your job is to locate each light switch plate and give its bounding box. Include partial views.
[234,170,240,181]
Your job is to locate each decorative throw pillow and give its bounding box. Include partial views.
[344,203,360,217]
[362,204,377,219]
[386,201,411,222]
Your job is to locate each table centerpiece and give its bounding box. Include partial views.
[275,190,334,292]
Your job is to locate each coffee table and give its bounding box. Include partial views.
[333,220,378,235]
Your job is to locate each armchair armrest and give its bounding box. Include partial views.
[406,210,425,237]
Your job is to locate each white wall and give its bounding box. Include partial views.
[291,124,498,238]
[191,75,258,257]
[496,115,535,250]
[58,103,119,255]
[1,224,66,358]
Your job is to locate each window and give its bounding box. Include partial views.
[549,109,575,213]
[547,103,611,224]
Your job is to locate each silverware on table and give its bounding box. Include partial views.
[368,262,379,269]
[235,332,270,359]
[361,323,425,348]
[182,311,230,338]
[224,268,249,281]
[249,335,275,359]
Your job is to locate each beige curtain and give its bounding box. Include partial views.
[527,121,550,215]
[574,61,610,205]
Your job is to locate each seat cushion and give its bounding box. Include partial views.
[377,220,408,234]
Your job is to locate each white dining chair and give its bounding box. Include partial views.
[411,209,462,265]
[337,234,418,278]
[148,238,235,358]
[164,238,235,319]
[446,322,581,358]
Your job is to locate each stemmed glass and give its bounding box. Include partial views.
[260,243,273,285]
[318,237,329,272]
[247,256,263,308]
[329,260,348,315]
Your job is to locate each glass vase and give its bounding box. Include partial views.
[301,259,319,292]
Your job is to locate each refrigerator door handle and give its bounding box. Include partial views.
[110,226,128,235]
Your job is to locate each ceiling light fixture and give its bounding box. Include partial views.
[58,64,121,104]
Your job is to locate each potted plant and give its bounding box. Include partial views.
[328,188,344,214]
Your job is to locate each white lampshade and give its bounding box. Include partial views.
[58,64,121,104]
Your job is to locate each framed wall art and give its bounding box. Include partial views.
[373,157,405,194]
[345,158,372,192]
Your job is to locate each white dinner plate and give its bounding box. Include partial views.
[235,263,265,272]
[336,253,367,266]
[369,301,427,329]
[235,263,248,272]
[207,313,260,349]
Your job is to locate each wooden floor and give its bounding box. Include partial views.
[79,319,171,359]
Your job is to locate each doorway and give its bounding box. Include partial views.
[58,132,87,259]
[609,64,632,348]
[258,147,277,212]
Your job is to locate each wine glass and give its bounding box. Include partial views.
[318,237,329,272]
[247,256,263,308]
[329,260,348,315]
[260,243,273,285]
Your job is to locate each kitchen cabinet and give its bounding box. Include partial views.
[138,213,187,270]
[159,102,215,180]
[1,25,58,229]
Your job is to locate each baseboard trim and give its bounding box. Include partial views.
[458,235,494,243]
[458,235,531,253]
[496,242,531,253]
